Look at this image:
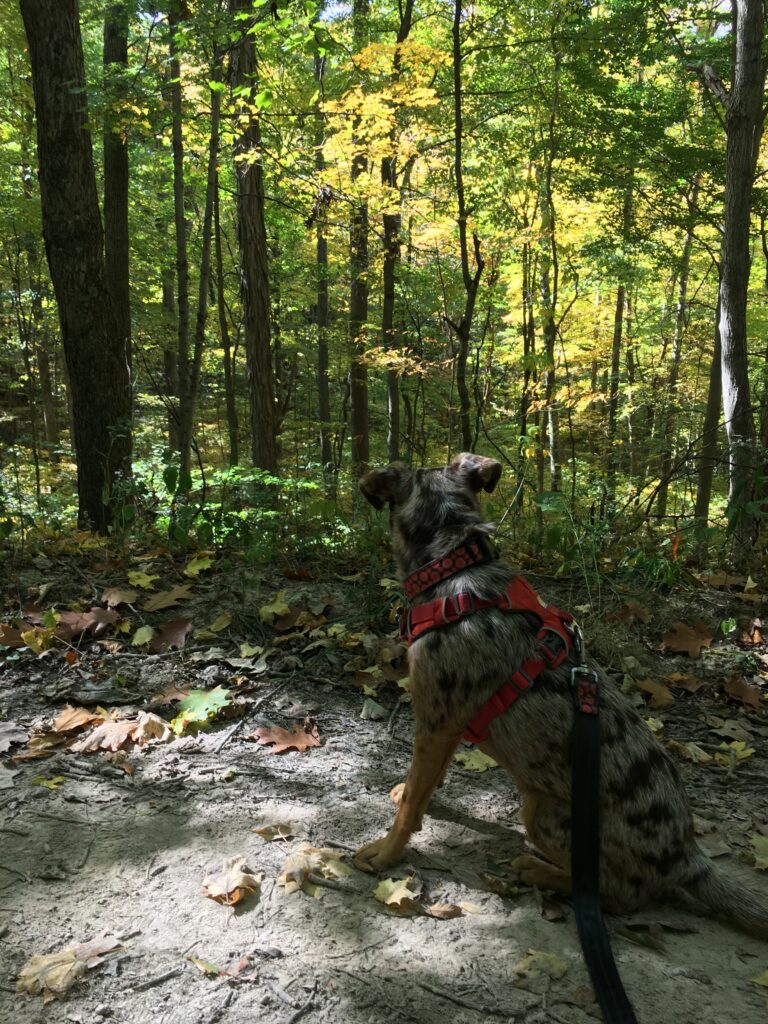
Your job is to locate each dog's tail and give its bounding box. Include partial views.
[680,848,768,939]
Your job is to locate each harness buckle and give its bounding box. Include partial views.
[571,664,599,715]
[537,625,567,664]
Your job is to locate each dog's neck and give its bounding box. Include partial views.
[398,530,498,600]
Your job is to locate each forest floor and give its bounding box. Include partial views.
[1,543,768,1024]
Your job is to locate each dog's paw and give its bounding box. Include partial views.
[389,782,406,807]
[509,853,543,885]
[354,837,403,874]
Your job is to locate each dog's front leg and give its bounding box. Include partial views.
[354,727,462,873]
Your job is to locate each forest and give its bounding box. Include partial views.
[1,0,767,571]
[2,3,768,1024]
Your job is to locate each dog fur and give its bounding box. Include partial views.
[354,452,768,938]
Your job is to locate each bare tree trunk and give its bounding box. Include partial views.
[380,0,414,463]
[231,0,277,472]
[214,176,238,466]
[695,295,723,528]
[349,0,370,476]
[447,0,484,453]
[656,179,699,518]
[605,180,633,506]
[103,1,131,388]
[312,49,332,474]
[20,0,132,531]
[698,0,767,560]
[161,264,180,452]
[168,3,190,470]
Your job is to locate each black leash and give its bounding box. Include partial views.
[571,632,639,1024]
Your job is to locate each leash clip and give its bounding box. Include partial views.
[571,664,599,715]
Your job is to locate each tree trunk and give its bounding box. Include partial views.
[231,0,277,472]
[717,0,766,557]
[161,265,180,452]
[313,48,332,474]
[20,0,132,532]
[605,180,633,506]
[168,4,190,469]
[448,0,484,453]
[214,176,238,466]
[695,295,723,528]
[103,1,131,386]
[656,180,699,518]
[380,0,414,464]
[349,0,370,476]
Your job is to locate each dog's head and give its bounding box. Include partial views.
[360,453,502,571]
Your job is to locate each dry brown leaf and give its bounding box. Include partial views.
[617,602,652,625]
[425,902,464,919]
[202,856,262,906]
[17,933,121,1003]
[147,683,191,705]
[56,607,119,640]
[700,571,746,589]
[101,587,139,607]
[0,623,27,647]
[661,620,712,659]
[142,584,194,612]
[667,739,713,764]
[724,675,763,711]
[252,823,297,842]
[52,706,104,734]
[663,672,704,693]
[250,717,321,754]
[278,842,352,897]
[634,678,675,709]
[68,712,171,753]
[11,731,67,761]
[149,617,193,653]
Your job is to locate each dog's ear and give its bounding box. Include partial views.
[450,452,502,493]
[360,464,408,509]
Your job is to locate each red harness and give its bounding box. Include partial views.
[400,543,575,744]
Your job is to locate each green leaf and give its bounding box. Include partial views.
[170,686,232,735]
[208,80,226,93]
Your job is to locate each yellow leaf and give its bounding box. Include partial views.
[374,875,420,914]
[21,628,56,654]
[453,748,498,772]
[184,556,213,577]
[259,591,291,624]
[714,740,755,766]
[239,642,264,657]
[753,835,768,870]
[132,625,155,647]
[31,775,66,790]
[751,969,768,987]
[645,717,664,738]
[127,571,159,589]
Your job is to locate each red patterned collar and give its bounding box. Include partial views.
[402,535,499,600]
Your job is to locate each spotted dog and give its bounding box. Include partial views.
[354,452,768,937]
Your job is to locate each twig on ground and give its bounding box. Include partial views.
[306,873,350,892]
[0,863,29,880]
[76,839,93,870]
[287,980,317,1024]
[204,989,234,1024]
[131,966,185,991]
[267,979,299,1009]
[416,980,513,1017]
[211,718,246,754]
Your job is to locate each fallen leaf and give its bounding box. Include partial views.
[202,856,262,906]
[374,875,421,915]
[259,591,291,624]
[752,835,768,870]
[170,686,232,735]
[723,675,763,711]
[184,556,213,577]
[52,706,104,734]
[127,571,159,589]
[278,843,352,897]
[0,623,26,647]
[21,627,56,653]
[252,823,297,842]
[132,625,155,646]
[147,683,191,705]
[425,902,464,919]
[195,611,232,640]
[617,602,651,625]
[663,672,704,693]
[188,956,225,977]
[698,835,731,858]
[360,698,388,720]
[714,740,755,766]
[69,712,171,753]
[31,775,66,790]
[645,717,664,737]
[751,969,768,988]
[667,739,712,764]
[101,587,139,607]
[150,617,193,653]
[707,715,754,742]
[742,618,763,645]
[453,748,498,772]
[512,949,569,993]
[0,720,30,752]
[634,678,675,709]
[143,584,194,612]
[250,718,321,754]
[17,933,121,1003]
[661,621,712,659]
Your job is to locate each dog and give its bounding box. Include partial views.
[353,451,768,938]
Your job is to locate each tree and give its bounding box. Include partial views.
[20,0,132,531]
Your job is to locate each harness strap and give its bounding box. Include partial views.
[571,667,639,1024]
